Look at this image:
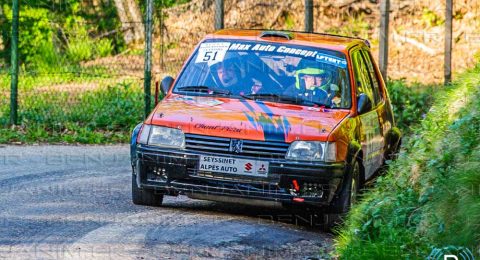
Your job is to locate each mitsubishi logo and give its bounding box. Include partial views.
[229,139,244,154]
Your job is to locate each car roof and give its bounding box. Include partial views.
[205,29,368,52]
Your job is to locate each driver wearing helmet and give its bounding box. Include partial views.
[212,58,253,95]
[284,68,340,106]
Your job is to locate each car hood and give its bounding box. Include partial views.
[149,95,350,143]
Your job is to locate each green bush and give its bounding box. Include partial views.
[2,4,56,65]
[96,38,114,57]
[29,42,65,72]
[421,8,444,27]
[423,112,480,249]
[1,0,123,71]
[387,80,434,132]
[67,39,94,63]
[64,16,96,63]
[335,64,480,259]
[154,0,191,8]
[0,77,145,144]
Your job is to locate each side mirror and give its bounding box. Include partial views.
[357,93,372,114]
[160,76,174,95]
[155,76,174,105]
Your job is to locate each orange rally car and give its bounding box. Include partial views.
[130,29,402,227]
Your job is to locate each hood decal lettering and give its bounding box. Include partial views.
[175,96,224,107]
[195,123,242,133]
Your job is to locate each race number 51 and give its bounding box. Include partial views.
[195,42,231,64]
[203,51,218,62]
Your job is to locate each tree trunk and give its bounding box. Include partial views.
[125,0,144,43]
[113,0,144,45]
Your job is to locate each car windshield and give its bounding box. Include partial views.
[173,40,351,108]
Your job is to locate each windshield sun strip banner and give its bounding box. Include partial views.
[195,40,348,69]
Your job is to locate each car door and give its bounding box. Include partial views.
[360,48,389,176]
[350,47,385,180]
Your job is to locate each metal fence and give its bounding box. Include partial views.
[0,0,150,143]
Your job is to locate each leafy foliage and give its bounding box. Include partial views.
[155,0,191,8]
[0,73,145,144]
[387,80,434,132]
[0,0,124,69]
[96,38,114,58]
[64,15,96,63]
[0,0,191,69]
[421,8,444,27]
[335,64,480,259]
[2,4,56,65]
[326,15,371,39]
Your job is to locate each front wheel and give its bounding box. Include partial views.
[323,159,361,230]
[132,174,164,206]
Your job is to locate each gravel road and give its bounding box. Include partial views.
[0,145,333,259]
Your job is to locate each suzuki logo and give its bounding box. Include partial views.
[229,139,243,154]
[245,162,252,171]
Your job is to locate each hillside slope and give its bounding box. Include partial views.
[335,61,480,258]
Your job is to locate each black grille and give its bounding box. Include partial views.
[185,133,289,159]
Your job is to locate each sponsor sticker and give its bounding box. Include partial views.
[195,42,231,64]
[199,155,269,176]
[315,54,348,68]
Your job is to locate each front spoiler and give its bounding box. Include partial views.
[134,145,346,206]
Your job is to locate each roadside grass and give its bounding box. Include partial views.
[335,63,480,259]
[0,71,144,144]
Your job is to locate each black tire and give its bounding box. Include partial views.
[323,159,361,230]
[132,174,164,206]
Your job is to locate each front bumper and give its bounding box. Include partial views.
[134,145,346,206]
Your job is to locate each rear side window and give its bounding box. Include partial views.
[361,50,383,105]
[351,50,374,105]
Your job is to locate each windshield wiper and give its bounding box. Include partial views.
[240,93,299,103]
[300,99,331,108]
[177,86,231,95]
[241,93,331,108]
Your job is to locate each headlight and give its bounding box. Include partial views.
[137,125,151,144]
[137,125,185,149]
[286,141,336,162]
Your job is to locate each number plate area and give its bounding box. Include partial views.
[198,155,269,177]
